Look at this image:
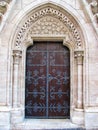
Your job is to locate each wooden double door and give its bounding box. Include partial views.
[25,41,70,119]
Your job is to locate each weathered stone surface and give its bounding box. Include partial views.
[0,0,98,130]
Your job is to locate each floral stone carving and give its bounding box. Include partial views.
[15,6,83,49]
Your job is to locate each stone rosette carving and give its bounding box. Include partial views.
[15,6,83,49]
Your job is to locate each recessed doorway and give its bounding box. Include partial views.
[25,41,70,119]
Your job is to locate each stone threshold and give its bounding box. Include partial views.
[11,119,85,130]
[12,128,86,130]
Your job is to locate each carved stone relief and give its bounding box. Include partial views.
[14,6,83,50]
[86,0,98,32]
[29,16,69,35]
[24,16,74,46]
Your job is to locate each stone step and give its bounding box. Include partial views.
[12,119,85,130]
[13,128,85,130]
[15,128,86,130]
[31,129,85,130]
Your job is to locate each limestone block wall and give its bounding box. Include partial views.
[0,0,98,129]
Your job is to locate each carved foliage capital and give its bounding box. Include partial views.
[13,49,22,65]
[74,50,84,57]
[74,50,84,65]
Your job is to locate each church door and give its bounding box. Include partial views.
[25,41,70,119]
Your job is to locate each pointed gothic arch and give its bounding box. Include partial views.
[10,3,85,127]
[13,4,84,50]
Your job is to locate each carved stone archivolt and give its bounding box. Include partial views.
[11,4,85,125]
[15,5,84,50]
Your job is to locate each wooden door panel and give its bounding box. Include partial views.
[25,49,47,118]
[25,41,70,118]
[48,50,70,118]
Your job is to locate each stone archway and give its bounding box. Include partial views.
[11,3,85,128]
[13,5,84,49]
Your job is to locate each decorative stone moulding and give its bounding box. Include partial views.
[0,0,12,27]
[90,0,98,7]
[95,13,98,23]
[85,0,98,33]
[0,1,8,7]
[0,12,3,16]
[0,5,7,14]
[0,12,3,21]
[14,5,84,50]
[89,0,98,15]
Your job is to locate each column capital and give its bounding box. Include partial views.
[13,49,22,64]
[74,50,84,58]
[74,50,84,65]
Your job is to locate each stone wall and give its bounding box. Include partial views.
[0,0,98,129]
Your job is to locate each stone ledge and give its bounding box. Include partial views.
[85,107,98,112]
[0,106,10,111]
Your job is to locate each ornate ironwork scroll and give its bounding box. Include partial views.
[25,41,70,119]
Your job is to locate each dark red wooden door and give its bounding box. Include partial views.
[25,41,70,119]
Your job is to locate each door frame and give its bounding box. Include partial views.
[23,36,73,119]
[11,33,84,128]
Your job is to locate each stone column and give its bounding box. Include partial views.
[75,50,84,109]
[12,49,22,108]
